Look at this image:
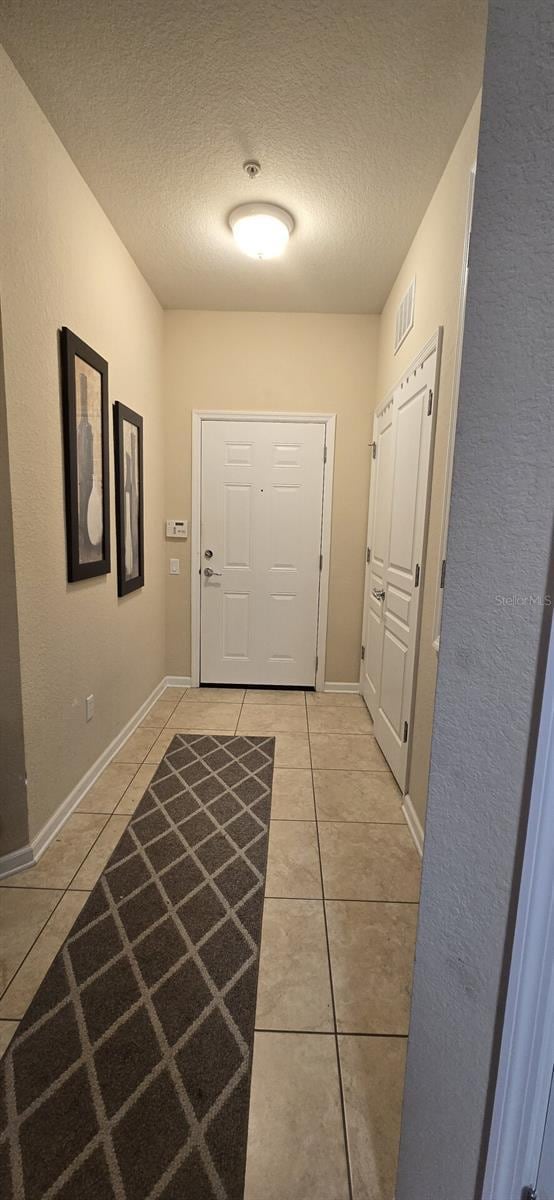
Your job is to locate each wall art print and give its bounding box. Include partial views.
[113,401,144,597]
[60,327,110,581]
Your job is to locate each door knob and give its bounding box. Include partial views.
[204,567,222,578]
[372,587,385,601]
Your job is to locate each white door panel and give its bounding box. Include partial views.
[223,592,249,659]
[201,420,326,686]
[373,405,395,570]
[360,342,439,789]
[224,485,252,567]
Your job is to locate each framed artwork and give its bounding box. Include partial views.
[60,327,110,581]
[113,402,144,597]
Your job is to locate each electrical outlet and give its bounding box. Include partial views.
[169,558,180,575]
[85,694,95,722]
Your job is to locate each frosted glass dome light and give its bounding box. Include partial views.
[229,203,294,260]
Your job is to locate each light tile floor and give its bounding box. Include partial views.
[0,685,421,1200]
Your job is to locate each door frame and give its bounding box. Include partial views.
[191,410,336,690]
[482,619,554,1198]
[358,328,442,804]
[432,163,476,652]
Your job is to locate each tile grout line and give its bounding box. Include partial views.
[0,792,127,1005]
[0,754,151,1006]
[270,817,405,826]
[306,692,355,1200]
[264,894,419,905]
[0,682,186,1015]
[63,761,146,891]
[0,687,178,1015]
[235,689,247,735]
[254,1028,409,1039]
[0,890,69,1008]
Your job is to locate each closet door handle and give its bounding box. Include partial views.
[372,587,385,601]
[204,567,222,578]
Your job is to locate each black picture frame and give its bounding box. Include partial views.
[113,402,144,597]
[60,327,110,582]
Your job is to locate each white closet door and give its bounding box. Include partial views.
[360,346,438,790]
[361,394,395,713]
[200,420,326,686]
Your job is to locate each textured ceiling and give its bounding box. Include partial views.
[0,0,487,312]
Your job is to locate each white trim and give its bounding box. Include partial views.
[324,681,361,693]
[190,410,336,693]
[0,843,35,880]
[483,621,554,1198]
[402,793,424,857]
[315,416,336,692]
[191,412,202,689]
[164,676,192,688]
[0,676,172,881]
[432,164,476,653]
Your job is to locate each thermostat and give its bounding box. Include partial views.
[166,519,188,539]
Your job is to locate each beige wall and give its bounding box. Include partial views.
[164,311,379,683]
[1,49,166,844]
[374,95,482,828]
[0,308,28,856]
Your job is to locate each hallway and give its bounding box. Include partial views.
[0,686,420,1198]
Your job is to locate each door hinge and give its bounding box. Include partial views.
[427,389,433,416]
[403,720,409,743]
[440,558,447,589]
[319,553,323,572]
[415,563,420,588]
[369,441,377,459]
[315,654,319,672]
[366,547,371,564]
[361,645,366,661]
[323,445,327,464]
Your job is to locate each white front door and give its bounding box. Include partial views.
[200,419,326,686]
[360,343,439,790]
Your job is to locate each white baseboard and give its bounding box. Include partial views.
[324,681,361,693]
[0,676,176,881]
[0,843,35,880]
[165,676,192,688]
[402,793,424,857]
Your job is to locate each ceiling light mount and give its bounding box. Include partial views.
[243,160,261,179]
[229,202,295,260]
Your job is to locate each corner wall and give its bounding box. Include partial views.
[396,0,553,1192]
[374,94,482,829]
[163,310,379,684]
[0,309,28,856]
[0,48,166,846]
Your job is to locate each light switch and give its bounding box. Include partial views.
[169,558,180,575]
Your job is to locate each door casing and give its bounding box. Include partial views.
[191,410,336,690]
[482,620,554,1198]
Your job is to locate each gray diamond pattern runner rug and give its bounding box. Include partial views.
[0,733,275,1200]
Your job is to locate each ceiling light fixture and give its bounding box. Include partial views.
[229,202,295,260]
